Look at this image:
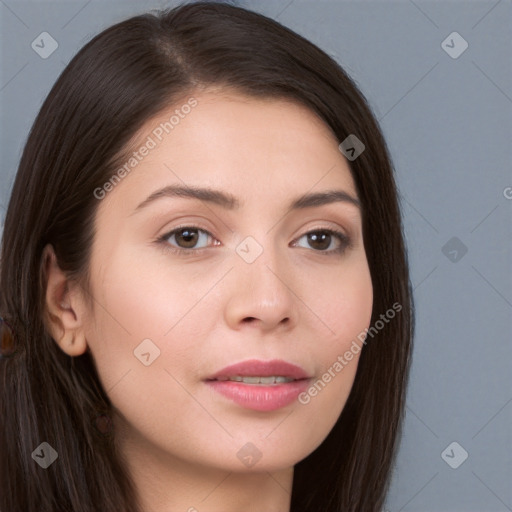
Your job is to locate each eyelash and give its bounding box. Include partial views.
[156,224,352,257]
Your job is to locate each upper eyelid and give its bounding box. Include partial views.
[153,204,359,234]
[161,224,349,248]
[162,224,215,240]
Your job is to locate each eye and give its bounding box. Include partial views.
[293,228,351,255]
[158,225,217,254]
[157,225,351,256]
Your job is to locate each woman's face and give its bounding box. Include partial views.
[80,90,373,474]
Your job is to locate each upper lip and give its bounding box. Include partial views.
[206,359,310,381]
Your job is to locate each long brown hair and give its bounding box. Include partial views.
[0,2,414,511]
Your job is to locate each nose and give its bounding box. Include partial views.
[223,243,298,333]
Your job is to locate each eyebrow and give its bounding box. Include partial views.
[131,184,361,215]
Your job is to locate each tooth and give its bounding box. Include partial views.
[241,376,261,384]
[214,375,296,384]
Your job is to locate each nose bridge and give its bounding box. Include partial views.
[225,230,297,329]
[237,232,291,298]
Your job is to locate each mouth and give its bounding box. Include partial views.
[206,358,310,381]
[211,375,297,385]
[205,359,312,412]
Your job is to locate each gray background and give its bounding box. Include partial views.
[1,0,511,510]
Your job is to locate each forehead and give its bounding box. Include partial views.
[96,89,357,216]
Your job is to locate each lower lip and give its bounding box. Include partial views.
[206,379,311,412]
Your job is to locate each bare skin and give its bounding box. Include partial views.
[44,89,373,512]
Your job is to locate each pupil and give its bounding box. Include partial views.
[309,232,330,250]
[177,228,198,248]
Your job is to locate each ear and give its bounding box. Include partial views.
[42,244,88,356]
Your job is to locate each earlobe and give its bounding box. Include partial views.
[42,244,88,357]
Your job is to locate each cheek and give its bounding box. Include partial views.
[90,248,209,338]
[312,254,374,346]
[85,246,225,401]
[292,257,373,438]
[83,255,212,441]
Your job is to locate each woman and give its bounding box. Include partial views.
[0,2,414,511]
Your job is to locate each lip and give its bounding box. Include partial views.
[207,359,310,380]
[205,359,312,412]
